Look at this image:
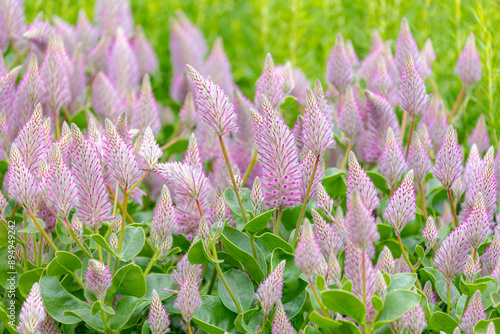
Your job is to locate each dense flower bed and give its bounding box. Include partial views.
[0,0,499,333]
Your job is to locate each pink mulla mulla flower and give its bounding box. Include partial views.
[53,17,76,57]
[39,314,60,334]
[422,281,438,304]
[420,94,448,153]
[312,209,344,258]
[379,128,407,188]
[183,133,202,171]
[94,0,134,37]
[88,35,111,75]
[364,90,400,163]
[407,132,431,184]
[254,53,284,112]
[422,216,439,250]
[292,115,304,153]
[463,193,490,250]
[23,16,52,56]
[344,244,376,316]
[0,0,26,52]
[139,127,163,170]
[370,57,397,105]
[316,183,334,221]
[345,39,360,71]
[347,151,380,212]
[75,9,98,56]
[104,118,142,189]
[250,98,301,209]
[0,192,7,220]
[276,63,310,105]
[344,190,379,251]
[480,236,500,275]
[491,258,500,288]
[496,146,500,206]
[417,124,433,154]
[295,219,323,278]
[434,224,472,285]
[338,85,363,145]
[468,114,490,154]
[463,144,483,190]
[132,74,161,134]
[41,34,72,116]
[460,290,486,334]
[13,55,45,134]
[272,300,295,334]
[171,255,203,288]
[85,260,112,301]
[420,38,436,79]
[68,44,87,114]
[399,53,430,119]
[455,32,482,87]
[279,62,295,96]
[300,151,324,204]
[327,33,353,95]
[1,65,22,132]
[151,185,178,246]
[17,283,46,334]
[313,80,334,122]
[194,112,219,163]
[187,65,238,136]
[7,144,39,212]
[395,17,422,75]
[174,261,202,323]
[463,254,481,284]
[433,125,463,189]
[377,246,396,275]
[132,25,158,78]
[405,304,426,334]
[203,37,236,98]
[385,170,416,235]
[255,260,286,316]
[179,91,196,135]
[148,289,170,334]
[107,27,140,99]
[71,123,113,227]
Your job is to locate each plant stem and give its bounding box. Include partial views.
[113,187,128,275]
[400,110,408,139]
[250,234,258,259]
[144,248,160,276]
[207,264,217,295]
[211,241,243,313]
[218,135,248,224]
[100,309,110,333]
[128,170,150,193]
[22,213,28,270]
[405,118,415,158]
[448,86,466,121]
[37,236,43,265]
[308,277,329,316]
[274,208,283,235]
[95,226,103,262]
[112,181,119,216]
[259,313,268,334]
[25,209,58,252]
[396,233,422,290]
[447,282,451,315]
[160,134,182,151]
[340,142,353,170]
[187,322,193,334]
[446,188,458,229]
[362,253,368,334]
[9,204,19,221]
[418,183,428,221]
[54,110,61,140]
[292,155,320,247]
[242,150,258,185]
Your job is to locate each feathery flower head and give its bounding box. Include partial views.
[455,32,482,87]
[133,74,161,133]
[491,258,500,288]
[179,91,197,135]
[395,18,421,74]
[280,62,295,95]
[85,260,112,301]
[312,209,344,258]
[364,90,401,163]
[339,85,362,144]
[187,65,238,136]
[405,304,426,334]
[183,133,202,170]
[481,236,500,275]
[385,170,416,235]
[88,34,111,74]
[407,132,431,184]
[133,25,159,77]
[91,71,123,121]
[140,127,163,170]
[300,150,323,204]
[203,37,236,97]
[464,145,483,190]
[327,33,353,94]
[272,301,295,334]
[17,283,46,334]
[68,43,87,114]
[255,260,286,316]
[486,322,496,334]
[388,316,406,334]
[421,94,448,153]
[255,53,284,111]
[316,183,334,219]
[295,219,323,278]
[423,280,437,304]
[148,289,170,334]
[376,270,387,299]
[371,57,394,98]
[251,176,264,214]
[39,314,59,334]
[0,192,7,220]
[155,161,209,203]
[418,124,433,153]
[172,255,202,288]
[107,27,139,98]
[468,114,490,154]
[433,125,463,189]
[174,266,202,323]
[423,216,439,250]
[151,185,178,246]
[7,144,39,212]
[420,38,436,79]
[94,0,134,36]
[434,224,471,284]
[377,246,396,275]
[0,0,26,52]
[380,128,407,187]
[463,255,481,284]
[399,53,430,118]
[313,79,334,121]
[460,290,486,334]
[347,151,380,212]
[345,190,379,251]
[463,192,490,250]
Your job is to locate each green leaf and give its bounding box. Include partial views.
[475,318,500,334]
[187,239,212,265]
[164,138,189,154]
[459,276,488,297]
[322,290,366,323]
[280,95,298,109]
[372,295,384,311]
[366,171,389,194]
[271,249,308,303]
[18,217,44,233]
[0,301,20,334]
[56,220,75,244]
[387,273,416,292]
[0,160,8,173]
[47,251,82,276]
[91,234,118,257]
[244,209,274,234]
[427,311,459,334]
[221,226,266,282]
[108,263,146,299]
[416,244,425,259]
[491,291,500,308]
[234,308,267,334]
[64,308,105,332]
[109,297,140,331]
[474,277,499,309]
[119,226,145,262]
[145,274,176,301]
[192,296,238,334]
[224,188,254,217]
[18,268,44,297]
[218,269,253,313]
[421,267,460,307]
[39,276,91,324]
[280,206,301,231]
[377,223,394,240]
[69,109,87,129]
[256,232,293,253]
[374,290,420,330]
[91,300,114,316]
[322,168,347,199]
[309,311,342,331]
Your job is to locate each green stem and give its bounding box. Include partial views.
[242,150,258,185]
[448,86,466,121]
[250,234,258,260]
[100,309,111,333]
[207,264,217,295]
[274,208,283,235]
[362,253,368,334]
[187,322,193,334]
[128,170,150,193]
[308,277,329,316]
[405,118,415,159]
[396,233,422,290]
[22,213,28,270]
[447,282,451,315]
[113,187,128,275]
[9,204,19,221]
[340,142,353,170]
[37,236,43,266]
[259,313,268,334]
[144,248,160,276]
[413,248,432,269]
[218,135,248,224]
[160,134,182,151]
[418,183,428,221]
[292,155,320,247]
[26,209,58,252]
[446,188,458,229]
[95,226,103,262]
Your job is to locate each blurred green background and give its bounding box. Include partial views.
[26,0,499,142]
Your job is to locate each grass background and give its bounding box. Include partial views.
[25,0,500,144]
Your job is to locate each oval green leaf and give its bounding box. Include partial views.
[322,290,366,323]
[244,209,274,234]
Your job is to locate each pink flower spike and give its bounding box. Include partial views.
[255,260,286,316]
[17,283,46,334]
[433,125,463,189]
[347,151,380,212]
[338,85,362,145]
[174,266,202,323]
[139,127,163,170]
[94,0,134,37]
[420,38,436,79]
[468,114,490,154]
[148,289,170,334]
[132,74,161,134]
[91,72,123,121]
[407,132,431,184]
[295,219,323,278]
[422,216,439,250]
[395,18,422,74]
[455,32,482,87]
[327,33,353,94]
[345,190,379,251]
[344,244,376,315]
[434,224,471,284]
[460,290,486,334]
[420,95,448,153]
[379,127,407,188]
[399,53,430,119]
[203,37,236,98]
[272,301,295,334]
[39,314,59,334]
[312,209,344,258]
[254,53,284,111]
[385,170,416,235]
[7,144,39,212]
[85,260,112,301]
[151,185,177,247]
[133,25,159,77]
[480,236,500,275]
[405,304,426,334]
[463,192,490,250]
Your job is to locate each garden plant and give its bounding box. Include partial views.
[0,0,500,333]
